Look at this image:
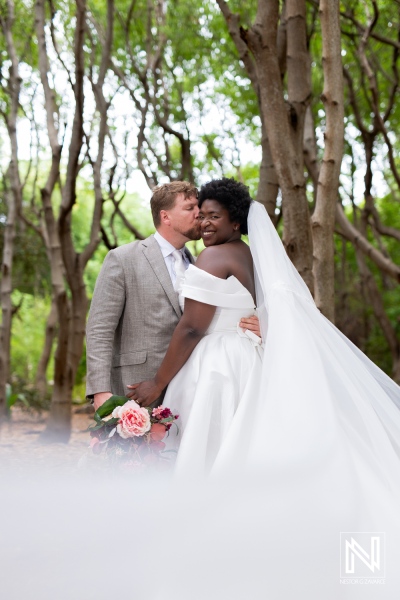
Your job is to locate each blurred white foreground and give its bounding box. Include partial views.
[1,462,399,600]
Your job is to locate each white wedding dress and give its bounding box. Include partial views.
[163,264,263,475]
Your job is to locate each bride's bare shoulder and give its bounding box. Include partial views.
[195,246,230,278]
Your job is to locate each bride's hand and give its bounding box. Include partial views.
[126,379,163,407]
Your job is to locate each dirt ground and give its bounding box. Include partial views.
[0,405,94,472]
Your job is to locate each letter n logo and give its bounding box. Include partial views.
[340,532,385,579]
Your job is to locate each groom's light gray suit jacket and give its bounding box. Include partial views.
[86,235,193,399]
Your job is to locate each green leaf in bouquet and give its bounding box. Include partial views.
[103,417,120,429]
[159,416,174,424]
[87,422,106,432]
[95,395,128,419]
[94,412,103,424]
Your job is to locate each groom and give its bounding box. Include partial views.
[86,181,259,411]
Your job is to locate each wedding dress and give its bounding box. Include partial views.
[162,263,264,474]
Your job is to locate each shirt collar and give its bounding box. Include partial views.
[154,231,185,258]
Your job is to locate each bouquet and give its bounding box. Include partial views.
[87,395,179,472]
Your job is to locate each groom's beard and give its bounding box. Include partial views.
[182,223,201,241]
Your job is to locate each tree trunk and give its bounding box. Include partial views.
[243,0,314,291]
[215,0,279,225]
[0,0,22,421]
[303,105,319,201]
[42,290,72,441]
[39,0,87,442]
[42,267,89,442]
[0,187,17,421]
[256,119,279,222]
[286,0,311,157]
[35,0,65,389]
[35,297,58,398]
[311,0,344,322]
[38,180,71,443]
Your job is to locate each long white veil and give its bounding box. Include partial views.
[244,201,400,496]
[249,200,400,407]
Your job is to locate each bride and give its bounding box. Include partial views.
[128,177,400,497]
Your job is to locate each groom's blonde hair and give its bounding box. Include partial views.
[151,181,198,227]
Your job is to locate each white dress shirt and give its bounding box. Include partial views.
[154,231,191,285]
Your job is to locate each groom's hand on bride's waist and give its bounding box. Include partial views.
[239,315,261,340]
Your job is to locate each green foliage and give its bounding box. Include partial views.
[5,383,29,416]
[11,224,51,296]
[84,191,155,295]
[334,196,400,375]
[10,291,53,383]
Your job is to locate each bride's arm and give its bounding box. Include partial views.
[126,297,216,407]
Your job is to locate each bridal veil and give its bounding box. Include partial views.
[243,200,400,495]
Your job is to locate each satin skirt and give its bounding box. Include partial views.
[162,329,263,477]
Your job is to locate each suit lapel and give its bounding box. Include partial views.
[141,235,182,318]
[184,247,195,264]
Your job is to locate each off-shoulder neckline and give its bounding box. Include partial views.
[186,264,253,296]
[187,263,236,282]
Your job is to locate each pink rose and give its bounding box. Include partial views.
[112,400,151,438]
[149,422,167,442]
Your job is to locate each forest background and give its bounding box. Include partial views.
[1,0,400,441]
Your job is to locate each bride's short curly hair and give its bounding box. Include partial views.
[198,178,252,235]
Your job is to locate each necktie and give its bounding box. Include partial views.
[172,249,186,293]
